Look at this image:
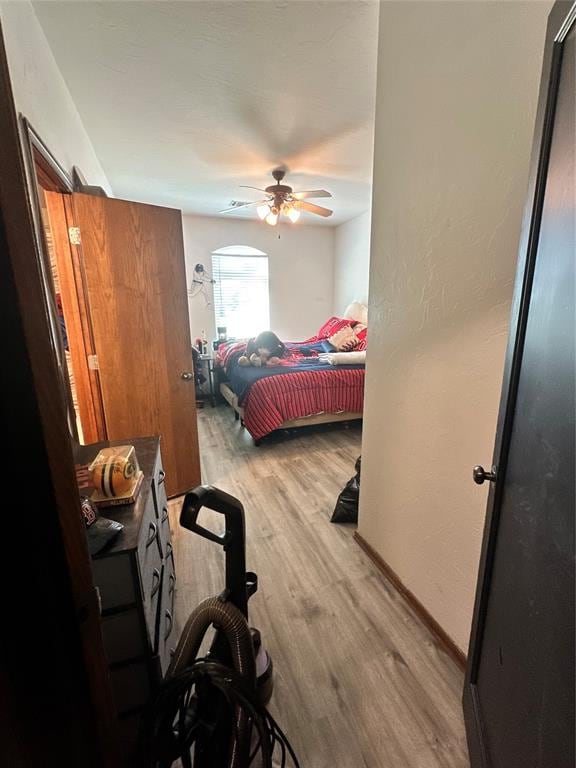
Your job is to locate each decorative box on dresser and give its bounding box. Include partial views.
[76,436,176,763]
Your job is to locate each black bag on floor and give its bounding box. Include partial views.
[331,456,361,524]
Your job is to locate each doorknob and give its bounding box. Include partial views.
[473,465,497,484]
[181,372,194,381]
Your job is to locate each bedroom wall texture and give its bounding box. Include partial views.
[0,1,110,191]
[182,215,335,344]
[359,0,550,653]
[333,210,371,314]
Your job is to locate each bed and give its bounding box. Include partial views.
[215,304,367,443]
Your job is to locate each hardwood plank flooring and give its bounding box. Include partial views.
[169,405,469,767]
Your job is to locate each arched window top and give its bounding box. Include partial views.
[211,244,267,257]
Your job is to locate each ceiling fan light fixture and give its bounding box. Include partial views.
[222,170,333,222]
[286,206,300,223]
[265,208,279,226]
[257,203,270,220]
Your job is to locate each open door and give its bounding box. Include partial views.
[71,193,200,497]
[43,190,107,444]
[463,2,575,766]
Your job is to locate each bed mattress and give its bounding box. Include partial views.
[216,340,365,439]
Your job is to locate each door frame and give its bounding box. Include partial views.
[0,22,119,766]
[20,117,107,444]
[22,117,74,193]
[463,2,576,765]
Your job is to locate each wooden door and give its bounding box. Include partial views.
[72,193,200,497]
[42,190,107,444]
[463,2,575,767]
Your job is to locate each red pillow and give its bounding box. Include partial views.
[353,323,367,350]
[317,316,354,339]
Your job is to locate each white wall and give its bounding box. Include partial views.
[0,1,110,191]
[359,1,550,653]
[182,215,334,343]
[333,210,371,314]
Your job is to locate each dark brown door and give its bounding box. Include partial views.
[463,3,575,767]
[72,193,200,497]
[0,23,119,767]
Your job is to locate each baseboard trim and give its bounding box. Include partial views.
[353,532,467,670]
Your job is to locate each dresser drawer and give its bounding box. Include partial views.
[148,564,163,653]
[101,608,148,664]
[166,552,176,605]
[92,554,136,611]
[158,499,171,555]
[164,539,174,577]
[110,661,152,715]
[153,451,167,502]
[152,458,170,555]
[158,556,176,676]
[117,711,142,764]
[137,494,163,646]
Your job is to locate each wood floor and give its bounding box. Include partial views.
[169,405,469,768]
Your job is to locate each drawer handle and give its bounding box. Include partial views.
[146,521,158,548]
[169,573,176,593]
[164,609,173,640]
[161,506,169,523]
[158,469,166,485]
[151,567,161,598]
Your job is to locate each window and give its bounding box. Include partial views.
[212,246,269,339]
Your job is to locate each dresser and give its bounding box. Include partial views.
[76,436,176,762]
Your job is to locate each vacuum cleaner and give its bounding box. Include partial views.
[147,486,299,768]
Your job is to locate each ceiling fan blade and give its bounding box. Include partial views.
[218,200,266,214]
[294,200,333,217]
[239,186,269,193]
[292,190,332,200]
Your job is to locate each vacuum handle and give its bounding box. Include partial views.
[180,485,245,546]
[180,485,249,616]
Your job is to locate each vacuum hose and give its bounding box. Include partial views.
[168,597,256,768]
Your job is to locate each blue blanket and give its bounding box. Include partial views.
[226,341,364,404]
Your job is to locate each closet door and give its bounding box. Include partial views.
[72,193,200,497]
[463,2,575,766]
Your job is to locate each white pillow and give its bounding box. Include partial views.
[319,350,366,365]
[343,301,368,325]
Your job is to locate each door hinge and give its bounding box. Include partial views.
[87,354,99,370]
[68,226,81,245]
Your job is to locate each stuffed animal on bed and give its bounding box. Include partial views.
[238,331,286,367]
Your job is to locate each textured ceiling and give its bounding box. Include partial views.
[34,0,378,225]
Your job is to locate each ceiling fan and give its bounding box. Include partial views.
[219,169,333,225]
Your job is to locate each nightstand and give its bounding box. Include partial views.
[197,354,215,407]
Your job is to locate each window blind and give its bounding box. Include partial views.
[212,253,270,339]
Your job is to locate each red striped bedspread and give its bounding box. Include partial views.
[242,368,365,440]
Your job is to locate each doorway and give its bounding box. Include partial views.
[21,124,202,495]
[22,119,107,445]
